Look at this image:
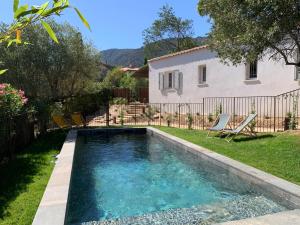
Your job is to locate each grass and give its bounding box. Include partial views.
[156,126,300,185]
[0,130,66,225]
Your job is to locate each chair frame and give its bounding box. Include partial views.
[224,114,257,142]
[207,113,231,137]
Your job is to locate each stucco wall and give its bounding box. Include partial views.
[149,49,300,103]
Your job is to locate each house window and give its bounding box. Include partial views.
[295,66,300,80]
[159,70,181,90]
[198,65,207,84]
[168,72,173,88]
[246,60,258,80]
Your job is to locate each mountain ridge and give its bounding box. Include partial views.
[101,37,207,67]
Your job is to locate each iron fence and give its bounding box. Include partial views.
[87,88,300,133]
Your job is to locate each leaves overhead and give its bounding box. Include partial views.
[198,0,300,66]
[41,21,59,43]
[0,0,90,46]
[0,0,90,73]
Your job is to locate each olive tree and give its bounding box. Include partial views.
[198,0,300,66]
[0,0,90,74]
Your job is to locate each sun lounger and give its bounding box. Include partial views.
[223,113,257,142]
[207,113,231,137]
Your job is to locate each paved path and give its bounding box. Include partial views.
[217,209,300,225]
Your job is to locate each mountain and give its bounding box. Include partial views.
[101,37,207,68]
[101,48,145,68]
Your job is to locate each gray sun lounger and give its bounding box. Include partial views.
[207,113,231,137]
[223,113,257,142]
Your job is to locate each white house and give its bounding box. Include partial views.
[148,46,300,103]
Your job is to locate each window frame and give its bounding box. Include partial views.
[168,72,173,89]
[246,60,258,80]
[198,65,207,84]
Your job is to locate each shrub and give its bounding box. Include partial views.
[144,106,156,125]
[187,113,193,130]
[0,83,27,117]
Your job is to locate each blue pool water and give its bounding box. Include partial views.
[67,131,285,225]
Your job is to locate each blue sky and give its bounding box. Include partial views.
[0,0,211,50]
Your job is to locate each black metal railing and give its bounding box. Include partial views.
[86,88,300,133]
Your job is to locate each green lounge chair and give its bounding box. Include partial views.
[223,113,257,142]
[207,113,231,137]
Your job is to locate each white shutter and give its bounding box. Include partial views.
[198,66,202,84]
[174,70,180,90]
[163,73,168,89]
[159,72,164,90]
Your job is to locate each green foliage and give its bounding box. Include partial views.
[165,114,173,127]
[215,103,222,117]
[198,0,300,66]
[101,68,125,89]
[41,20,58,43]
[0,83,27,117]
[111,97,128,105]
[143,4,197,59]
[0,130,66,225]
[187,113,193,130]
[286,96,298,130]
[144,106,156,125]
[0,21,101,102]
[101,68,139,95]
[1,0,90,45]
[120,73,137,91]
[157,127,300,185]
[249,102,257,133]
[119,109,125,126]
[208,113,214,122]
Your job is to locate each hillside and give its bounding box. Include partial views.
[101,37,207,67]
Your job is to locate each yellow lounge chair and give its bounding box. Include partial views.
[52,115,69,129]
[71,113,86,127]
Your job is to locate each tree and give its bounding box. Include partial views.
[198,0,300,66]
[0,0,90,74]
[143,4,196,59]
[0,21,100,101]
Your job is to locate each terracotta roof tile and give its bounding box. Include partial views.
[148,45,208,63]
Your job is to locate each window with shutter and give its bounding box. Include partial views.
[159,71,181,90]
[198,65,207,84]
[174,70,180,90]
[159,72,164,90]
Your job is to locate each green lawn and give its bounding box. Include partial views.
[0,130,66,225]
[156,127,300,185]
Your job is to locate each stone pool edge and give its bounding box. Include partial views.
[147,127,300,209]
[32,130,77,225]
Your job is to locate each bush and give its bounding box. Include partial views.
[0,83,27,117]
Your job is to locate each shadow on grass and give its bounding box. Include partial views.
[232,134,275,142]
[0,130,66,219]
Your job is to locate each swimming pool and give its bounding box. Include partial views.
[66,129,288,225]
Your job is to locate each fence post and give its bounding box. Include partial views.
[106,102,110,127]
[134,103,137,125]
[202,98,205,130]
[178,104,181,128]
[274,96,276,132]
[233,97,236,127]
[159,103,162,126]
